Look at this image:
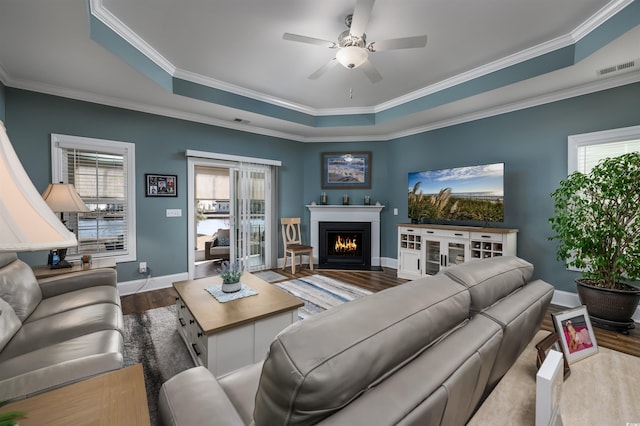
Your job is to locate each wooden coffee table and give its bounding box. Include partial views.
[173,272,303,377]
[2,364,149,425]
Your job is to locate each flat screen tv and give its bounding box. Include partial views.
[408,162,504,223]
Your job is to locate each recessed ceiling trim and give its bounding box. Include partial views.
[90,0,175,75]
[3,66,638,144]
[571,0,634,41]
[88,0,640,131]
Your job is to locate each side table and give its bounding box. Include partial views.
[1,364,150,425]
[31,257,116,279]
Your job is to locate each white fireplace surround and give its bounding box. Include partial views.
[307,204,384,267]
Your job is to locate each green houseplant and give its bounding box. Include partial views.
[217,260,243,293]
[549,151,640,331]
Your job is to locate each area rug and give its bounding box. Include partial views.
[124,305,195,425]
[253,270,288,282]
[275,275,373,320]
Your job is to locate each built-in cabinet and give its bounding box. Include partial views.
[397,224,518,279]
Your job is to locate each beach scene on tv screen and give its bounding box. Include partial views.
[408,163,504,222]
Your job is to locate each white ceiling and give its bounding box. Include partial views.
[1,0,639,142]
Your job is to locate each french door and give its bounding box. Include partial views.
[187,151,279,278]
[231,163,272,270]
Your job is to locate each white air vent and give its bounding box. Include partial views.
[597,59,639,76]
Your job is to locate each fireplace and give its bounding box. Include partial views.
[319,221,371,270]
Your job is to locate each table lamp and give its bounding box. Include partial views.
[0,121,79,254]
[41,182,89,268]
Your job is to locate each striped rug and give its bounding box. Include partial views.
[275,275,373,320]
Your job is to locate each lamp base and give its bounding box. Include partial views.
[48,249,73,269]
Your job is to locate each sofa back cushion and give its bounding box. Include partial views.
[0,253,42,321]
[253,275,470,426]
[0,298,21,352]
[442,256,533,314]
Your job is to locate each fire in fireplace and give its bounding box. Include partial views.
[318,221,371,270]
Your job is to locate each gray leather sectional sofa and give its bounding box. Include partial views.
[0,252,124,401]
[158,256,554,425]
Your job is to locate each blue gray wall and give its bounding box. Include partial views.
[5,82,640,292]
[5,88,304,281]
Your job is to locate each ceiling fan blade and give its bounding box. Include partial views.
[283,33,336,48]
[309,58,338,80]
[370,35,427,52]
[359,59,382,83]
[350,0,375,37]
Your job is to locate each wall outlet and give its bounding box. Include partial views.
[393,208,398,215]
[139,262,147,274]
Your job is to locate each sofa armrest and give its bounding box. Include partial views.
[158,366,244,426]
[37,268,117,299]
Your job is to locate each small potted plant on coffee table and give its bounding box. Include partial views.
[217,260,243,293]
[549,151,640,332]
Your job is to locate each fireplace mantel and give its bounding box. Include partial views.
[307,204,384,267]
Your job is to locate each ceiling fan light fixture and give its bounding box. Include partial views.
[336,46,368,69]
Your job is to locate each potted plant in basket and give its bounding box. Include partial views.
[217,260,243,293]
[549,151,640,332]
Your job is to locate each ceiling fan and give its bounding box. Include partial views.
[283,0,427,83]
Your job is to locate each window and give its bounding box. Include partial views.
[51,134,136,262]
[568,125,640,174]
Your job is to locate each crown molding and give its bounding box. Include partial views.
[570,0,634,42]
[4,68,639,144]
[89,0,175,75]
[382,70,640,141]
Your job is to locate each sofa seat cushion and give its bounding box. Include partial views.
[158,366,244,426]
[253,275,470,426]
[0,303,123,361]
[0,330,123,401]
[0,254,42,321]
[443,256,533,314]
[0,298,21,352]
[25,285,120,323]
[480,279,554,387]
[218,361,264,425]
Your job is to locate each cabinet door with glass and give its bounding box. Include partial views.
[422,230,469,275]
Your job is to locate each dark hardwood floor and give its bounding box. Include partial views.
[120,266,640,357]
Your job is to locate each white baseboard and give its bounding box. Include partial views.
[117,263,639,324]
[118,272,188,296]
[552,289,640,323]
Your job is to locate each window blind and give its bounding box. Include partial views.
[576,139,640,173]
[60,147,128,256]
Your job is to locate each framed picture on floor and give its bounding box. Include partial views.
[146,174,177,197]
[321,152,371,189]
[552,305,598,364]
[535,331,570,379]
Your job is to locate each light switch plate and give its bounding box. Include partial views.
[166,209,182,217]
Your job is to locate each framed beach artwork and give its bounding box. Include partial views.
[535,331,570,379]
[552,306,598,364]
[321,152,371,189]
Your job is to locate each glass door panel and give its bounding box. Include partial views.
[448,241,466,265]
[232,166,268,271]
[424,239,442,275]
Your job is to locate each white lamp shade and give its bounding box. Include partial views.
[0,121,78,252]
[336,46,368,69]
[42,183,89,213]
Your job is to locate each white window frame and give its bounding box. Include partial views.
[51,134,136,263]
[568,125,640,174]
